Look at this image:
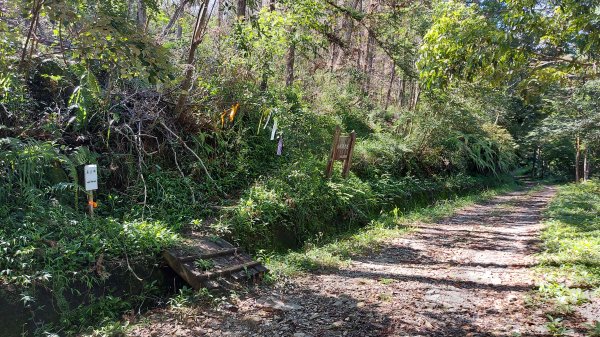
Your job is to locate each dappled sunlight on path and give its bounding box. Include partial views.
[129,185,557,337]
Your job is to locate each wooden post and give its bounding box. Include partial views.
[326,127,341,178]
[342,131,356,178]
[87,191,94,217]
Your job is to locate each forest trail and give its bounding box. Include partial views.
[131,184,557,337]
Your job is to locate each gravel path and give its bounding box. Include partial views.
[129,185,557,337]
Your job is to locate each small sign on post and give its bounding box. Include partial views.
[84,164,98,217]
[325,126,356,178]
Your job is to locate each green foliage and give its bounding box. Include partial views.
[222,156,377,252]
[0,205,178,287]
[546,315,569,337]
[194,258,214,271]
[585,321,600,337]
[419,0,600,91]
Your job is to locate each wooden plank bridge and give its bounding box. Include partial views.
[163,233,267,290]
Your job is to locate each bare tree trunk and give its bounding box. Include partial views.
[411,82,420,110]
[20,0,44,69]
[531,146,538,178]
[161,0,189,37]
[397,76,405,107]
[162,0,190,37]
[540,148,545,179]
[286,38,296,87]
[583,147,589,181]
[136,0,147,31]
[217,1,223,26]
[363,0,375,94]
[363,0,377,93]
[363,33,374,93]
[385,63,396,110]
[407,81,415,110]
[355,0,363,70]
[237,0,247,19]
[334,0,360,69]
[128,0,134,18]
[329,0,341,71]
[175,0,211,124]
[575,136,581,182]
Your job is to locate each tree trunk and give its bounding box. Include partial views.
[355,0,363,70]
[397,76,405,107]
[136,0,147,31]
[411,82,420,110]
[20,0,44,69]
[175,0,211,125]
[363,0,377,94]
[540,148,545,179]
[363,4,375,94]
[237,0,247,19]
[531,147,538,178]
[407,81,415,110]
[218,0,224,26]
[385,63,396,110]
[162,0,190,38]
[334,0,360,70]
[583,147,589,181]
[286,36,296,87]
[329,0,341,71]
[575,136,581,182]
[363,33,374,93]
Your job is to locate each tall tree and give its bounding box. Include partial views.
[175,0,211,126]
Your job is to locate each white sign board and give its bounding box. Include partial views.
[84,164,98,191]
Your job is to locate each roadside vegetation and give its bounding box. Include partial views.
[0,0,598,335]
[536,180,600,335]
[263,177,519,280]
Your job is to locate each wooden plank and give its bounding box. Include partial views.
[178,248,240,262]
[197,261,261,280]
[163,250,205,290]
[163,236,268,289]
[342,131,356,178]
[336,136,351,160]
[325,126,341,178]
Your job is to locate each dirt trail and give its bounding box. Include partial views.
[130,185,557,337]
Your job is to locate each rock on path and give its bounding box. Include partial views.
[129,185,557,337]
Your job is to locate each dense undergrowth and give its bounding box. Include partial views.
[536,180,600,335]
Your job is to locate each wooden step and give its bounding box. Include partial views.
[163,235,267,290]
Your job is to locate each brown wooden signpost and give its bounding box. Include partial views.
[325,126,356,178]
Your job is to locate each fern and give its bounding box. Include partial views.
[0,138,91,210]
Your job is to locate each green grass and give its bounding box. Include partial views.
[538,180,600,289]
[260,181,521,281]
[536,179,600,334]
